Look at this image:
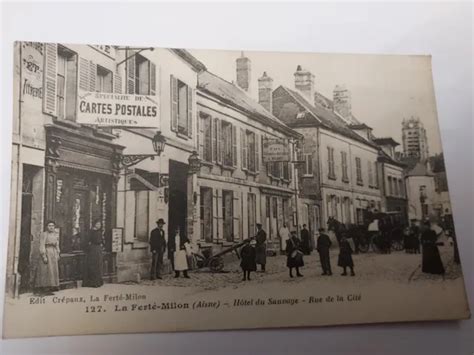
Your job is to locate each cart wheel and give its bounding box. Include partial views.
[209,257,224,273]
[357,236,370,253]
[391,239,404,251]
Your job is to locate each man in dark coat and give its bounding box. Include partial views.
[255,223,267,272]
[316,228,332,276]
[300,224,311,255]
[149,219,167,280]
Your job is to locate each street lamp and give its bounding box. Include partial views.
[118,131,166,168]
[188,151,201,174]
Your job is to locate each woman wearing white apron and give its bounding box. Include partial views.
[168,226,190,278]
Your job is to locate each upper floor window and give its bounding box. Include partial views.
[327,147,335,179]
[200,113,212,162]
[341,151,349,182]
[355,157,363,185]
[368,162,373,187]
[303,153,313,176]
[57,46,78,121]
[171,75,192,138]
[242,129,259,173]
[96,65,113,93]
[126,50,156,96]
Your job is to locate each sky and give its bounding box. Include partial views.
[189,48,443,155]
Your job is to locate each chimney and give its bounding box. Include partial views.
[333,84,352,120]
[258,71,273,112]
[236,51,251,92]
[294,65,314,101]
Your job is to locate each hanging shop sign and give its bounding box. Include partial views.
[111,228,123,253]
[77,90,159,127]
[262,138,291,162]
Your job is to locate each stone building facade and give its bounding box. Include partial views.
[195,57,302,253]
[6,42,209,295]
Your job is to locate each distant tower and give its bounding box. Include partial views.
[402,116,429,160]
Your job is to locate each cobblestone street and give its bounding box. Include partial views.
[137,235,462,292]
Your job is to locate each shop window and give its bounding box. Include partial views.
[57,45,78,121]
[200,187,213,242]
[222,190,234,242]
[134,191,149,242]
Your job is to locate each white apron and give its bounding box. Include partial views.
[173,235,188,271]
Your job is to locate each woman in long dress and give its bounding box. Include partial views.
[338,236,355,276]
[83,219,104,287]
[421,221,445,274]
[34,220,60,295]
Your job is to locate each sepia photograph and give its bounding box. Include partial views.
[2,40,470,339]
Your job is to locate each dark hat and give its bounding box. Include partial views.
[156,218,166,225]
[256,223,262,227]
[318,228,325,232]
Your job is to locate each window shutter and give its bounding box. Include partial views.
[187,86,193,138]
[170,75,178,132]
[211,117,216,162]
[150,62,156,95]
[241,128,247,170]
[42,43,58,116]
[216,118,222,164]
[78,57,90,92]
[233,194,240,240]
[89,61,97,92]
[126,48,135,94]
[232,124,237,167]
[289,162,293,181]
[114,73,122,94]
[198,113,204,158]
[255,133,260,172]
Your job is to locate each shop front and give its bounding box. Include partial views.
[44,123,123,289]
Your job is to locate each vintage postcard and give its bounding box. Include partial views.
[2,42,470,338]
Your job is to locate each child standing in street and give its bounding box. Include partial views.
[338,236,355,276]
[240,239,257,281]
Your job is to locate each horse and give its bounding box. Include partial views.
[326,217,367,253]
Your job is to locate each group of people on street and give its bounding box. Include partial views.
[32,213,455,295]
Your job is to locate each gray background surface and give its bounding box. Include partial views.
[1,2,472,354]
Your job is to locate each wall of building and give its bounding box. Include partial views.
[196,91,297,250]
[319,128,381,226]
[405,175,436,221]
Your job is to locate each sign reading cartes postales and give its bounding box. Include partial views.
[77,91,159,127]
[262,138,291,162]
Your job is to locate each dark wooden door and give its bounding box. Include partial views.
[168,161,188,238]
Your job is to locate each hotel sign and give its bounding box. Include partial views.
[262,138,291,162]
[77,91,159,127]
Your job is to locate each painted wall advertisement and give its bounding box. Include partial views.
[262,138,291,162]
[77,90,159,127]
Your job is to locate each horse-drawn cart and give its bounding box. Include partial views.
[327,211,407,253]
[193,238,251,272]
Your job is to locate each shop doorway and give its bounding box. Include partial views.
[168,160,188,238]
[18,165,37,293]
